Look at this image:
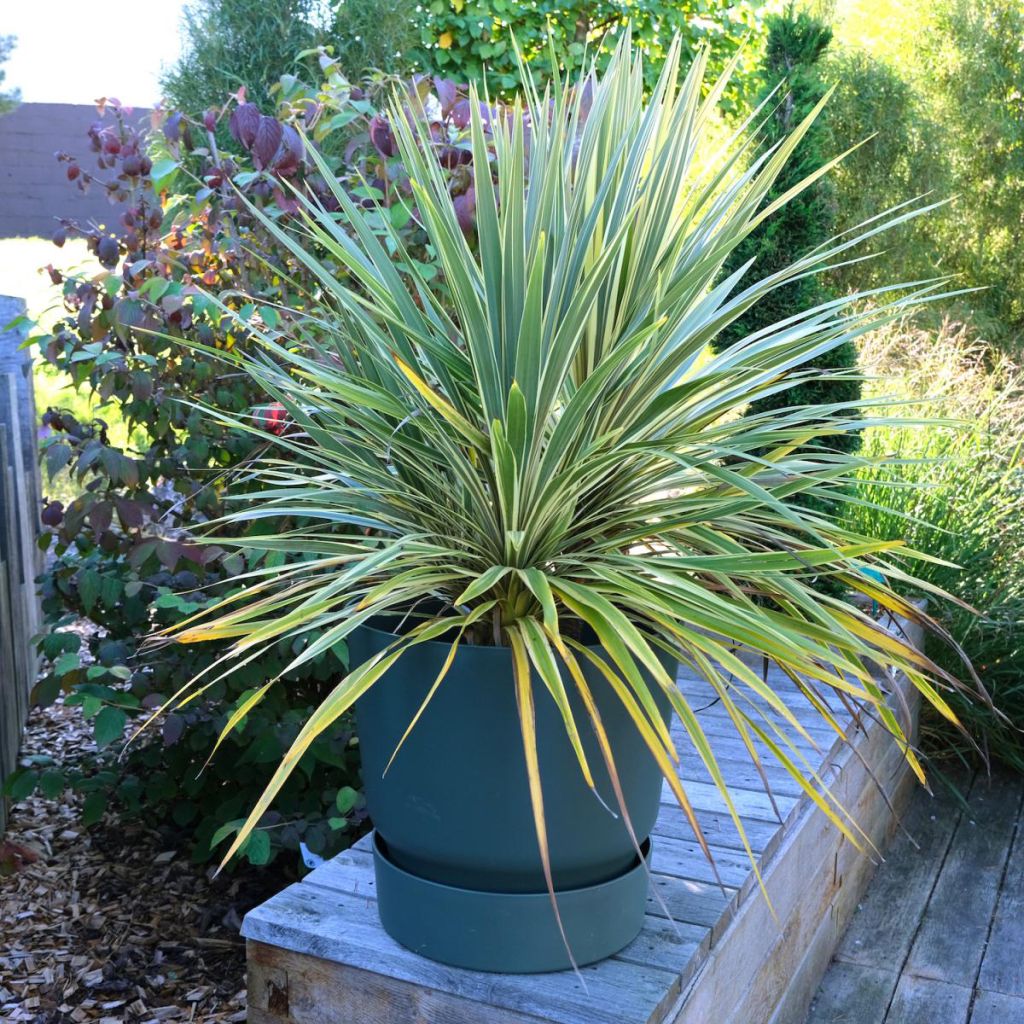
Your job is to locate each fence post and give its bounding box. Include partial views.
[0,295,42,834]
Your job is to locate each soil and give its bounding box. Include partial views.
[0,697,280,1023]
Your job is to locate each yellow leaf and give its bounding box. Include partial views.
[203,681,274,771]
[508,629,578,971]
[452,0,464,11]
[439,31,454,49]
[392,351,488,447]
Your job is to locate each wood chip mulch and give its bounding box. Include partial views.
[1,697,281,1023]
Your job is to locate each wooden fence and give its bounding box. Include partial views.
[0,295,42,833]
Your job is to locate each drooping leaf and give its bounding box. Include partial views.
[94,706,127,748]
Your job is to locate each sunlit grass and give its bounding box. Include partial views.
[0,236,128,501]
[845,319,1024,768]
[0,236,100,421]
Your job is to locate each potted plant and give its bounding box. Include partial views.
[155,37,971,972]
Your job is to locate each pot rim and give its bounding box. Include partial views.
[374,830,653,898]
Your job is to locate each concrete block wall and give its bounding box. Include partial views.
[0,103,151,239]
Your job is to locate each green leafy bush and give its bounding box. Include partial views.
[923,0,1024,336]
[8,58,477,866]
[162,0,423,118]
[826,0,1024,346]
[716,9,861,456]
[161,0,326,113]
[843,320,1024,768]
[330,0,421,77]
[412,0,768,110]
[19,588,364,864]
[821,47,947,292]
[161,1,771,118]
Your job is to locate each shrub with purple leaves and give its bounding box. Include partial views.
[11,54,496,868]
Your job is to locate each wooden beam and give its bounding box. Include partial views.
[0,295,41,834]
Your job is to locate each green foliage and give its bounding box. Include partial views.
[161,0,323,113]
[842,321,1024,770]
[163,39,968,875]
[412,0,768,110]
[18,58,475,866]
[0,35,20,116]
[7,602,365,864]
[821,48,946,291]
[923,0,1024,334]
[161,0,423,117]
[330,0,421,77]
[716,8,861,455]
[161,0,774,117]
[827,0,1024,347]
[0,237,113,504]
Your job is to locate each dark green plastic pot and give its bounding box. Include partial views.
[351,621,674,972]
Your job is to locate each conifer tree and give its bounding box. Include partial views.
[716,7,861,453]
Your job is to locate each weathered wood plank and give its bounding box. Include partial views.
[646,873,736,931]
[677,671,859,720]
[248,940,557,1024]
[679,698,853,744]
[718,724,915,1024]
[614,914,707,974]
[969,989,1024,1024]
[677,752,811,800]
[803,961,898,1024]
[976,802,1024,998]
[903,773,1021,988]
[807,768,1024,1024]
[671,728,834,775]
[669,675,918,1024]
[831,774,966,972]
[676,715,843,760]
[302,848,711,974]
[243,884,681,1024]
[672,699,850,755]
[650,833,760,889]
[883,975,971,1024]
[679,668,843,702]
[0,300,42,835]
[0,549,19,823]
[678,708,841,743]
[765,759,918,1024]
[659,778,796,823]
[652,803,780,856]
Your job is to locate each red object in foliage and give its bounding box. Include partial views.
[253,402,288,436]
[0,839,40,875]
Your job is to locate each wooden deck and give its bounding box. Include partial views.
[243,630,923,1024]
[805,766,1024,1024]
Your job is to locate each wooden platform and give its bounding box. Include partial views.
[243,637,922,1024]
[806,766,1024,1024]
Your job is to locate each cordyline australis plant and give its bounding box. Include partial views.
[147,36,975,891]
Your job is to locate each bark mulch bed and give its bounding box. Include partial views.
[1,698,280,1024]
